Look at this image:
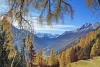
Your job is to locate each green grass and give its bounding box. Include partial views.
[69,56,100,67]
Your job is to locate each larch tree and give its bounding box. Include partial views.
[65,48,71,65]
[35,49,43,67]
[86,0,100,18]
[0,16,15,67]
[26,35,36,67]
[35,50,40,65]
[48,49,57,67]
[20,38,27,67]
[2,0,74,28]
[0,1,74,66]
[59,51,66,67]
[86,0,100,8]
[3,0,100,28]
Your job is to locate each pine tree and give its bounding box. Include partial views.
[90,38,100,58]
[95,38,100,55]
[84,39,95,59]
[70,47,78,62]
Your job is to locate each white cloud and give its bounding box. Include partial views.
[34,24,77,31]
[12,17,77,32]
[0,1,77,34]
[8,14,77,34]
[29,17,77,31]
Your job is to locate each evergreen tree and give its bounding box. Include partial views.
[84,39,95,59]
[70,47,78,62]
[90,38,100,58]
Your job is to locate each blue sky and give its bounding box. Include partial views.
[34,0,100,34]
[0,0,100,34]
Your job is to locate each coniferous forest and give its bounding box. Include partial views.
[1,16,100,67]
[0,0,100,67]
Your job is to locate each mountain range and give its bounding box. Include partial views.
[12,22,100,55]
[41,22,100,55]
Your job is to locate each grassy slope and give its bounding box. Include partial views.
[70,56,100,67]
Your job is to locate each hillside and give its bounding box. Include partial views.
[58,26,100,64]
[51,26,100,67]
[57,25,100,54]
[69,56,100,67]
[44,22,100,55]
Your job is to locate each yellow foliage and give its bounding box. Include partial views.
[86,0,94,8]
[5,0,74,26]
[8,49,16,59]
[46,13,52,25]
[48,49,57,66]
[0,16,14,60]
[59,51,66,67]
[26,35,33,51]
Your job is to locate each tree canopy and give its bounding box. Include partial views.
[3,0,74,28]
[0,0,100,27]
[86,0,100,18]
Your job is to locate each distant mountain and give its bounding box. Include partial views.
[11,22,100,56]
[12,26,58,50]
[34,33,59,49]
[36,33,59,39]
[43,22,100,55]
[92,22,100,29]
[78,23,92,30]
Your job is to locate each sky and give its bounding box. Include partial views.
[34,0,100,34]
[33,0,100,34]
[0,0,100,34]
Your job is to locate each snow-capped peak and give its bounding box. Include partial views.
[36,33,59,39]
[76,23,92,31]
[83,23,92,27]
[80,23,92,29]
[92,22,100,29]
